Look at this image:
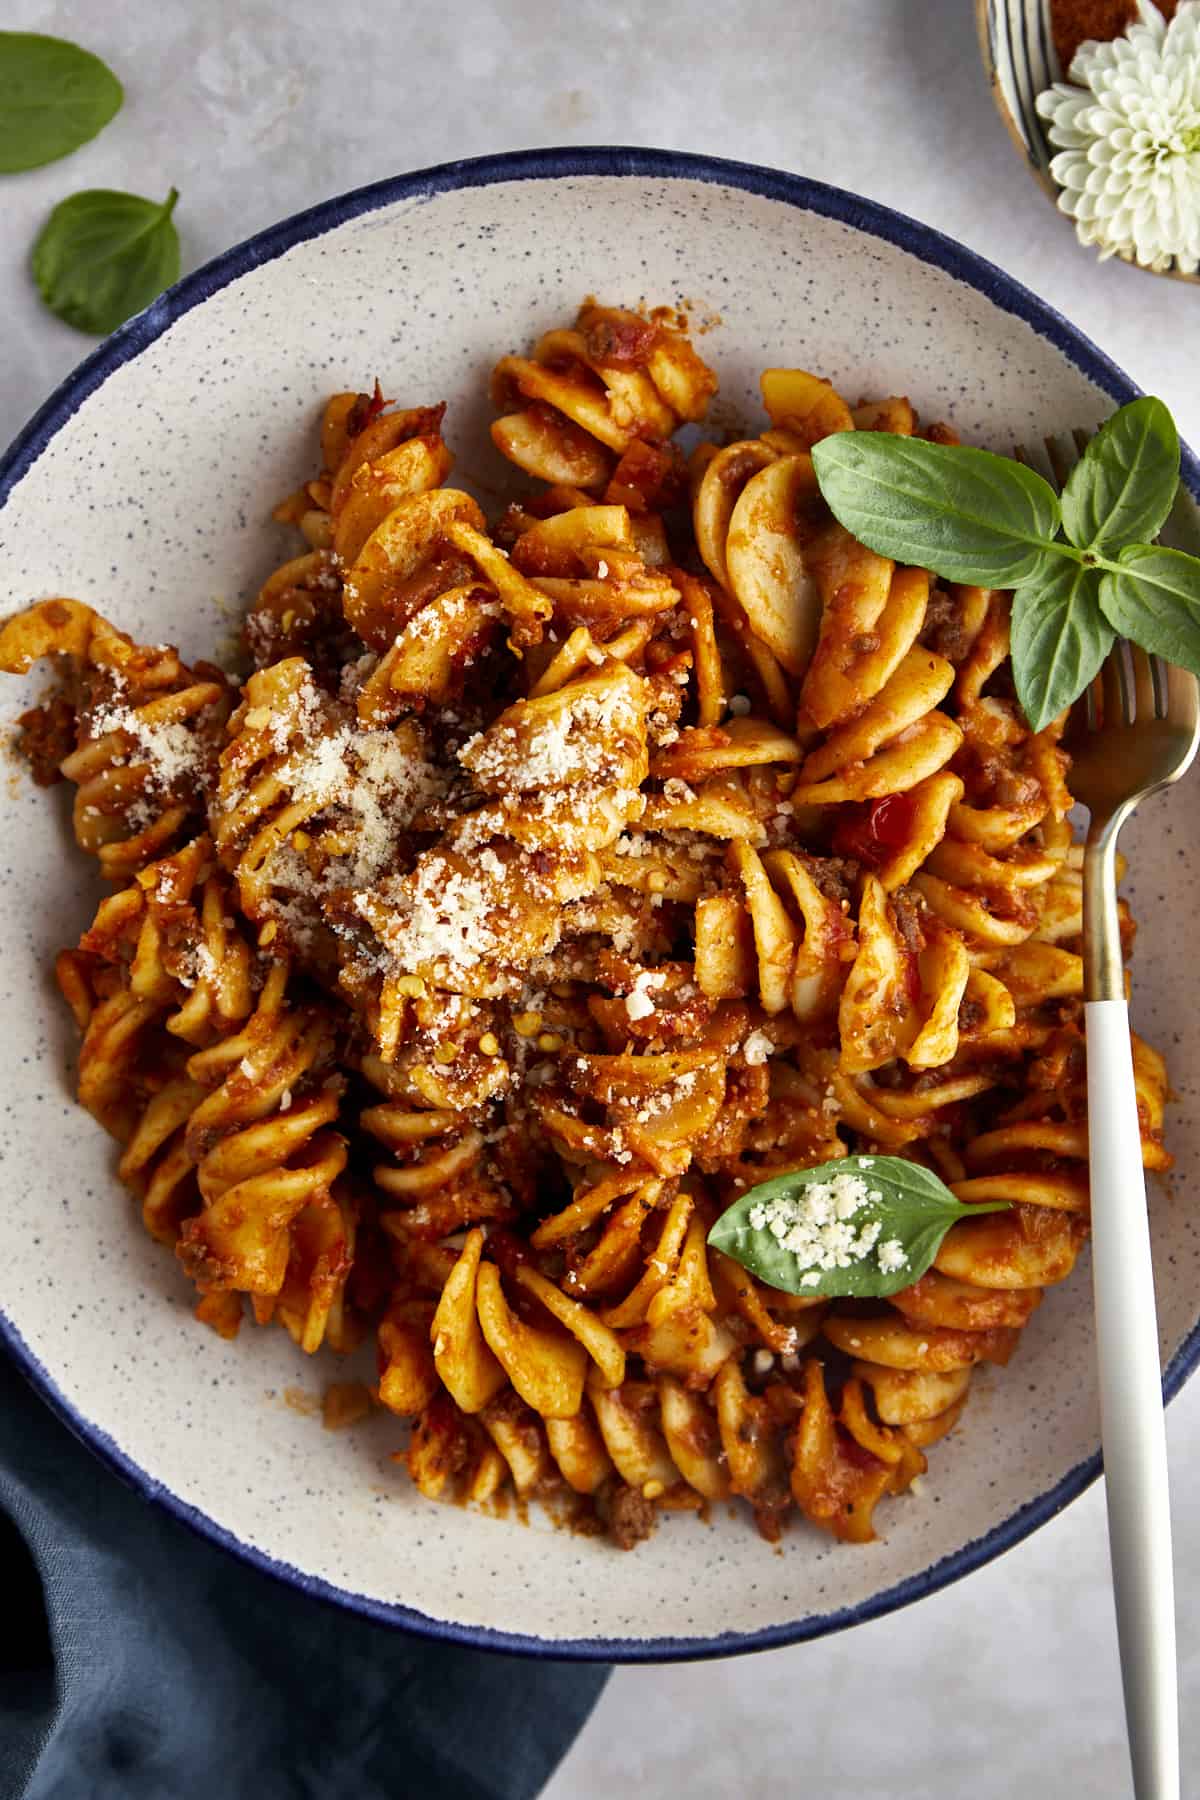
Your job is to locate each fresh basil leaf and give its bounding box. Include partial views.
[1061,398,1180,554]
[1010,562,1113,733]
[0,32,122,173]
[811,432,1067,586]
[1098,545,1200,677]
[32,187,180,337]
[707,1154,1009,1300]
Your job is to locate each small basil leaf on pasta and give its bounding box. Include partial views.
[1010,563,1113,733]
[32,186,181,336]
[707,1155,1009,1301]
[1060,398,1180,556]
[1098,546,1200,676]
[0,31,122,172]
[811,432,1066,586]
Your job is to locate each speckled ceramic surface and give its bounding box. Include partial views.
[1,149,1198,1659]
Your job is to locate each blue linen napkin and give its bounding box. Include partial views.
[0,1354,608,1800]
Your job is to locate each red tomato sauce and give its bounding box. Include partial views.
[831,792,918,867]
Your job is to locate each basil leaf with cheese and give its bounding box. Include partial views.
[708,1155,1009,1300]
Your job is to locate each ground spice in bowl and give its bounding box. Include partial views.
[1050,0,1178,68]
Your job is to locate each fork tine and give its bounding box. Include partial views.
[1129,645,1157,721]
[1165,661,1200,730]
[1044,433,1082,488]
[1014,441,1059,487]
[1101,645,1131,727]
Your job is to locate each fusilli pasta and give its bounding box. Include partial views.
[1,301,1171,1551]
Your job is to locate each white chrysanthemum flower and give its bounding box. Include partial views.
[1035,0,1200,273]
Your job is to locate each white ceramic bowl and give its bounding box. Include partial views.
[2,148,1198,1661]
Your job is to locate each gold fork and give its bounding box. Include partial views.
[1019,431,1200,1800]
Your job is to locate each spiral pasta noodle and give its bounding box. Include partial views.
[3,305,1174,1551]
[490,301,715,497]
[0,600,232,879]
[60,838,352,1350]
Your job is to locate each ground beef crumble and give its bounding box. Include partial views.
[604,1481,658,1550]
[921,586,972,664]
[890,886,927,952]
[15,697,76,785]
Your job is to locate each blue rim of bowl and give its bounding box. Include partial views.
[2,144,1198,1664]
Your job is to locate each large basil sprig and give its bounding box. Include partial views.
[708,1154,1008,1301]
[812,397,1200,732]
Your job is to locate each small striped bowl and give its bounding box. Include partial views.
[976,0,1200,284]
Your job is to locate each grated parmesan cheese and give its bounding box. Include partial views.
[742,1029,774,1066]
[357,855,507,977]
[197,945,220,984]
[624,968,666,1021]
[277,721,448,890]
[460,679,641,793]
[633,1067,698,1123]
[609,1127,634,1165]
[877,1238,907,1274]
[89,693,209,794]
[745,1169,894,1280]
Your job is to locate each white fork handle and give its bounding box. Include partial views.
[1086,999,1179,1800]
